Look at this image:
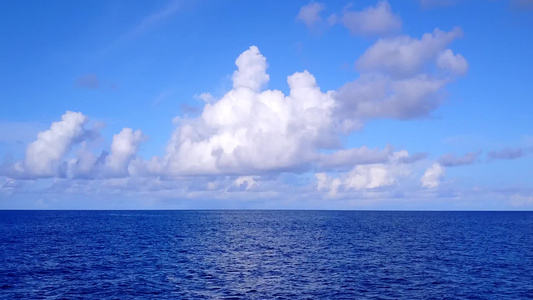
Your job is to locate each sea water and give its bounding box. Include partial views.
[1,210,532,299]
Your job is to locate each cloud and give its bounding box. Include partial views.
[317,146,392,171]
[509,193,533,207]
[398,152,427,163]
[316,172,330,191]
[105,128,145,176]
[22,111,89,177]
[5,112,147,180]
[127,0,182,38]
[179,103,202,115]
[234,176,256,190]
[137,46,338,176]
[316,173,342,197]
[337,73,447,121]
[510,0,533,9]
[336,28,467,122]
[0,177,22,195]
[297,2,326,27]
[356,28,464,77]
[232,46,270,91]
[341,1,402,36]
[152,90,175,105]
[488,147,531,160]
[296,9,467,124]
[438,151,480,167]
[418,0,457,9]
[421,163,444,188]
[4,42,468,205]
[66,143,101,179]
[126,43,464,178]
[298,1,401,36]
[344,163,404,190]
[76,74,100,89]
[316,150,412,196]
[436,49,468,76]
[194,92,216,103]
[98,0,183,58]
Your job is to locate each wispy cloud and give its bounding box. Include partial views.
[76,74,100,89]
[417,0,457,9]
[438,151,480,167]
[488,147,533,160]
[118,0,182,43]
[509,0,533,10]
[99,0,183,58]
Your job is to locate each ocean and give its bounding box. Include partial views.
[1,210,532,299]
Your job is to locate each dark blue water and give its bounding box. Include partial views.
[1,211,532,299]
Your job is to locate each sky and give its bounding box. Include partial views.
[1,0,532,210]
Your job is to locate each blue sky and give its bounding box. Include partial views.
[1,0,532,210]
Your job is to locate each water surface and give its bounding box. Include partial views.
[1,211,532,299]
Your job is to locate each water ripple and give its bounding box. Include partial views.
[1,211,532,299]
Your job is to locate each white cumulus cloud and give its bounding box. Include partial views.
[130,43,465,179]
[105,128,145,176]
[315,150,412,196]
[3,39,470,202]
[8,112,147,180]
[421,163,445,188]
[232,46,269,91]
[145,46,337,175]
[23,111,89,177]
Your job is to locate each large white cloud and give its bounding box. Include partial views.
[5,39,467,202]
[23,111,89,177]
[140,46,338,175]
[128,42,463,180]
